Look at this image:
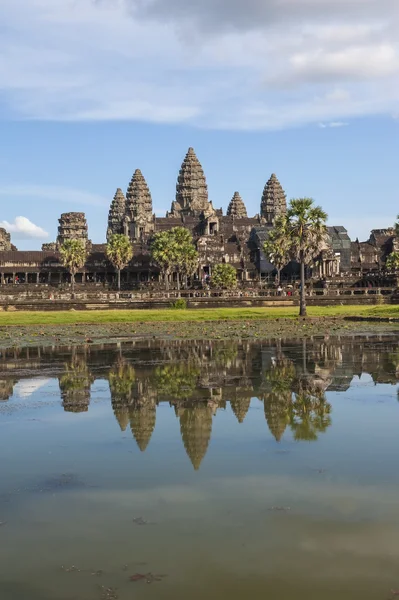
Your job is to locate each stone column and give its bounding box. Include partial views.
[58,273,62,284]
[47,272,51,283]
[25,272,28,284]
[36,273,39,284]
[12,272,16,284]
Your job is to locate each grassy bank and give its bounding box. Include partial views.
[0,304,399,326]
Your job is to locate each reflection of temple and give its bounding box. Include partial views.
[129,398,157,452]
[2,336,399,465]
[58,350,94,413]
[0,378,16,401]
[177,403,214,470]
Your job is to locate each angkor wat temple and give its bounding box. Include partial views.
[0,147,396,286]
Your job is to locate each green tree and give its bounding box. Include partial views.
[106,233,133,291]
[385,251,399,272]
[151,227,198,293]
[150,231,176,291]
[211,263,237,290]
[263,225,290,284]
[59,239,87,294]
[271,198,327,317]
[170,227,198,294]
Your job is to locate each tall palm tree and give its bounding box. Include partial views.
[271,198,327,316]
[59,239,87,294]
[106,233,133,291]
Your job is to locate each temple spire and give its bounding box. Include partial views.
[171,147,210,217]
[126,169,153,219]
[260,173,287,225]
[227,192,248,218]
[107,188,126,241]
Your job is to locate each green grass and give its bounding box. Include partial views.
[0,304,398,326]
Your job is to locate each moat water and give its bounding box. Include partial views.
[1,335,399,600]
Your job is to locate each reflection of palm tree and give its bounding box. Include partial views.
[179,404,213,470]
[290,377,332,441]
[58,351,93,413]
[155,363,200,400]
[261,358,295,442]
[108,360,136,431]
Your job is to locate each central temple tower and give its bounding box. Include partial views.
[169,148,213,218]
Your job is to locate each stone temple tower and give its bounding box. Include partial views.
[124,169,154,241]
[260,174,287,225]
[227,192,248,218]
[56,213,90,249]
[170,147,212,218]
[107,188,127,241]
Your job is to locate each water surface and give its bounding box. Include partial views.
[1,335,399,600]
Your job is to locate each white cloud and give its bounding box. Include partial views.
[13,379,52,398]
[318,122,348,128]
[0,184,109,207]
[0,0,398,129]
[0,216,49,240]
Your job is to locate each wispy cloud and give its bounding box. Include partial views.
[0,216,48,240]
[0,0,398,129]
[319,122,348,129]
[0,185,109,207]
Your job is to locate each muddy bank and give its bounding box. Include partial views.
[0,317,398,349]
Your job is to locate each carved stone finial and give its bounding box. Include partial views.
[260,173,287,224]
[227,192,248,218]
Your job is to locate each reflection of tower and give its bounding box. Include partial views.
[0,378,16,401]
[108,361,136,431]
[58,351,93,413]
[230,383,252,423]
[264,395,290,442]
[129,400,156,452]
[179,404,213,470]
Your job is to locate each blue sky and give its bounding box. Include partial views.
[0,0,398,250]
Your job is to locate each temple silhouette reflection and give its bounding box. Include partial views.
[1,335,399,469]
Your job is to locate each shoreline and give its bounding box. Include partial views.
[0,316,398,349]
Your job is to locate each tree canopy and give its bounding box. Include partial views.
[150,227,198,292]
[211,263,237,289]
[59,239,87,293]
[106,233,133,290]
[385,251,399,272]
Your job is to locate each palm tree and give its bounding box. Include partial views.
[106,233,133,291]
[171,227,198,293]
[59,239,87,294]
[211,263,237,290]
[151,227,198,293]
[150,231,177,291]
[272,198,327,316]
[263,223,290,285]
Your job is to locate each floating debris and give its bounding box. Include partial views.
[129,572,167,584]
[61,565,81,573]
[99,585,118,599]
[0,521,6,527]
[268,506,291,512]
[132,517,148,525]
